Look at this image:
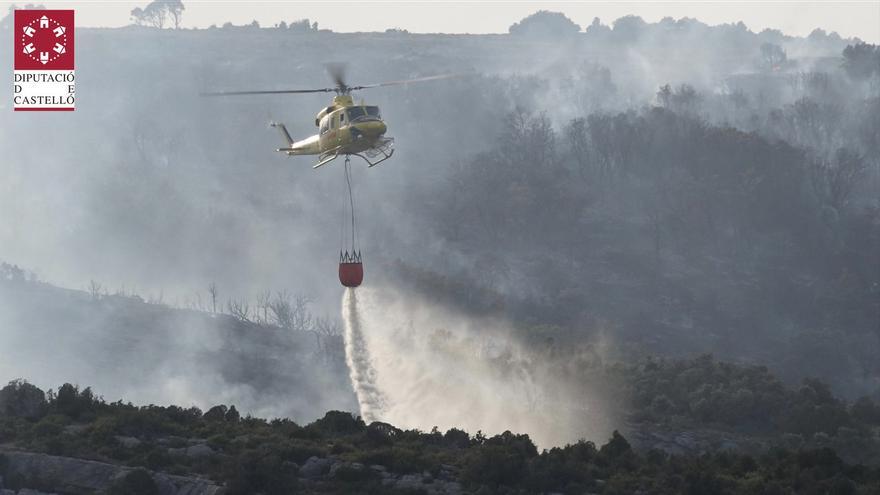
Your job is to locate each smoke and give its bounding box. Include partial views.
[0,282,357,422]
[342,288,385,422]
[341,285,617,448]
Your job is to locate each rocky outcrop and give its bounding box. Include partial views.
[298,456,463,495]
[0,450,225,495]
[3,489,58,495]
[1,449,464,494]
[168,444,215,459]
[623,422,766,456]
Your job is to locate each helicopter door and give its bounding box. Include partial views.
[333,114,342,144]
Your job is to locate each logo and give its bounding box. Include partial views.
[13,10,75,111]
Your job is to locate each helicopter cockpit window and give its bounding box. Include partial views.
[365,106,381,118]
[320,119,329,135]
[347,107,366,121]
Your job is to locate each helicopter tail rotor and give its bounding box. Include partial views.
[270,122,294,147]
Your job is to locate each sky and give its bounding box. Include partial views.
[3,1,879,43]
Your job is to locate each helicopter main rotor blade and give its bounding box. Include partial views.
[201,72,468,97]
[350,73,466,90]
[201,88,335,96]
[325,62,348,89]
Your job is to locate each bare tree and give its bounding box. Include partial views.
[87,280,102,300]
[811,148,866,210]
[255,290,272,325]
[131,1,176,29]
[760,42,787,68]
[268,290,293,329]
[166,0,185,29]
[130,7,145,26]
[268,291,313,332]
[208,282,218,314]
[657,84,672,108]
[146,2,167,28]
[828,148,867,209]
[227,298,252,323]
[147,291,164,305]
[312,316,344,363]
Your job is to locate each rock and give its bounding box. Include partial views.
[369,464,387,472]
[674,432,698,452]
[327,461,343,478]
[300,456,333,479]
[62,425,88,435]
[114,435,142,448]
[424,480,463,495]
[158,436,187,447]
[395,473,424,490]
[0,449,225,495]
[719,440,739,451]
[19,490,59,495]
[437,465,456,481]
[185,444,215,458]
[329,461,368,479]
[443,481,463,495]
[654,442,686,455]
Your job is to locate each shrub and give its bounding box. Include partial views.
[203,405,228,422]
[107,468,159,495]
[53,384,99,419]
[0,380,46,419]
[462,444,528,488]
[333,465,378,482]
[307,411,365,436]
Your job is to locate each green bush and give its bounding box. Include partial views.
[107,469,158,495]
[32,415,66,438]
[143,447,173,470]
[307,411,366,436]
[333,465,379,482]
[0,380,46,419]
[225,450,299,495]
[462,444,528,488]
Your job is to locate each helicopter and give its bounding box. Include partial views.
[202,65,458,168]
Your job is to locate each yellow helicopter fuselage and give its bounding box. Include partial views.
[276,94,392,167]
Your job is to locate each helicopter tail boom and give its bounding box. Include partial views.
[270,123,321,156]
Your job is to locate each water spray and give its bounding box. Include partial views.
[342,288,384,422]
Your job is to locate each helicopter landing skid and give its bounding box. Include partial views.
[354,137,394,168]
[313,153,339,169]
[313,138,394,169]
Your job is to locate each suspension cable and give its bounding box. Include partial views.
[340,157,346,258]
[343,155,360,259]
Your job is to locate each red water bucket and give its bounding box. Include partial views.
[339,262,364,288]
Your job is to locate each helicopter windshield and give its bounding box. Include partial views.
[346,106,381,122]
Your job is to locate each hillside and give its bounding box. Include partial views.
[1,9,879,493]
[2,355,880,494]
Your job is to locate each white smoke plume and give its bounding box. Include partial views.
[341,285,617,448]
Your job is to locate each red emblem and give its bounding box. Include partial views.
[14,10,74,70]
